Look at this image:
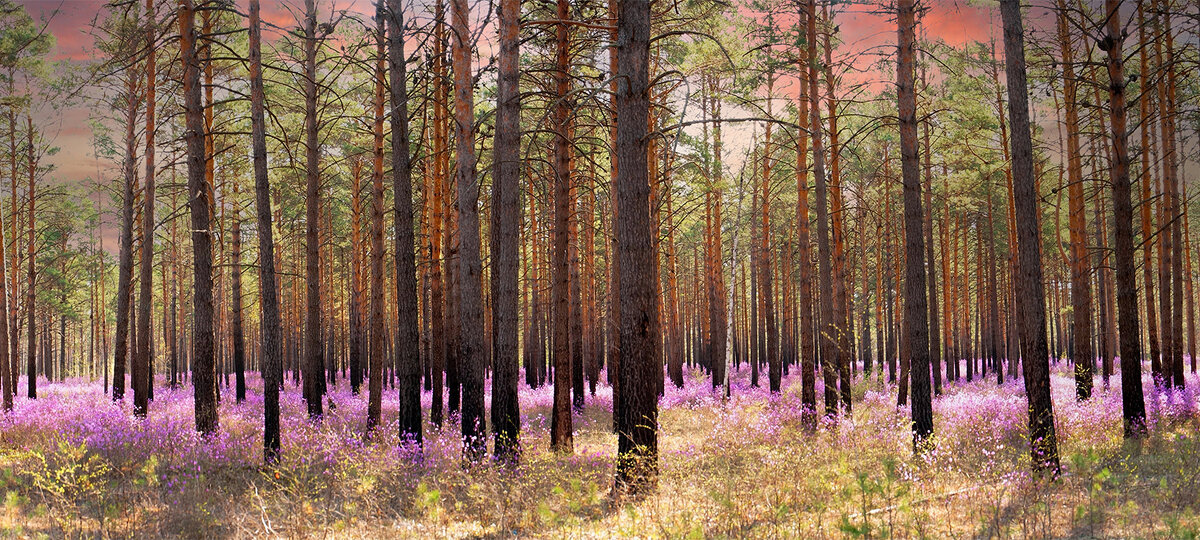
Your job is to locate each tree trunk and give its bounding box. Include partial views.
[808,0,837,417]
[707,87,727,393]
[824,12,850,412]
[490,0,521,462]
[301,0,323,419]
[367,0,388,432]
[0,129,10,410]
[760,40,779,395]
[897,0,932,450]
[613,0,658,496]
[999,0,1059,475]
[249,0,281,461]
[1101,0,1147,437]
[450,0,486,461]
[920,64,941,396]
[550,0,574,453]
[113,71,137,404]
[389,0,422,446]
[231,183,246,403]
[24,119,35,401]
[426,0,447,425]
[794,5,817,427]
[1055,1,1093,400]
[349,159,364,395]
[180,0,217,435]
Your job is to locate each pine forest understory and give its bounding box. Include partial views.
[1,0,1200,536]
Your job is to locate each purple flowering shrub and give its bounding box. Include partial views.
[0,362,1198,537]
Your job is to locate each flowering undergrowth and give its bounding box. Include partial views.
[1,362,1198,538]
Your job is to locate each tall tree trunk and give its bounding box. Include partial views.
[230,177,246,403]
[760,35,779,395]
[203,9,219,405]
[794,5,817,427]
[824,12,851,412]
[570,146,585,409]
[613,0,658,495]
[135,0,156,413]
[451,0,486,461]
[999,0,1059,475]
[1151,0,1175,388]
[250,0,282,461]
[1102,0,1147,437]
[24,119,35,400]
[707,87,727,393]
[920,63,941,396]
[8,84,19,398]
[490,0,521,462]
[367,0,388,432]
[549,0,574,452]
[180,0,217,435]
[389,0,422,446]
[1161,7,1184,391]
[1056,1,1093,400]
[0,128,10,410]
[426,0,447,424]
[349,160,364,394]
[301,0,323,419]
[897,0,932,450]
[113,72,137,403]
[808,0,837,417]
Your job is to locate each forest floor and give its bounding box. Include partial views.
[1,361,1199,539]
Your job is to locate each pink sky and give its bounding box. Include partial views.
[18,0,1009,250]
[21,0,1003,172]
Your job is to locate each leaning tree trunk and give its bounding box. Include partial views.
[999,0,1059,476]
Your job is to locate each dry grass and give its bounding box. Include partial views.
[1,365,1198,539]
